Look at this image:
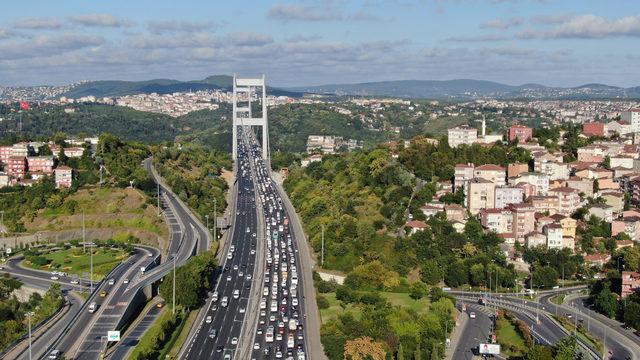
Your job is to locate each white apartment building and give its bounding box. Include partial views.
[513,172,549,196]
[621,109,640,133]
[535,160,570,181]
[495,186,524,209]
[544,224,564,249]
[454,163,475,193]
[474,164,506,186]
[448,125,478,148]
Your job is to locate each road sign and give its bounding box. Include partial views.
[479,343,500,355]
[107,331,120,342]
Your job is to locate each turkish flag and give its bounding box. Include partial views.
[19,101,29,111]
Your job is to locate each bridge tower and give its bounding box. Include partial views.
[232,74,269,161]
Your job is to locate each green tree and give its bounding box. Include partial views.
[623,302,640,330]
[594,286,618,318]
[554,336,577,360]
[409,281,429,300]
[531,266,558,289]
[525,345,554,360]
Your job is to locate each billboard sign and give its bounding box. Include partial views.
[479,343,500,355]
[107,331,120,342]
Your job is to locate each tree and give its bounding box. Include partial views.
[397,343,405,360]
[594,286,618,318]
[343,336,386,360]
[623,302,640,330]
[532,266,558,289]
[554,336,577,360]
[409,281,429,300]
[525,345,554,360]
[420,260,444,285]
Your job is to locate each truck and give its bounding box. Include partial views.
[88,302,97,313]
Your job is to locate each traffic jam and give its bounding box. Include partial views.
[248,134,306,360]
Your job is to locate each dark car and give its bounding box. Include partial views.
[216,345,224,353]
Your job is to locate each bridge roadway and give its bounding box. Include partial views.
[182,133,259,359]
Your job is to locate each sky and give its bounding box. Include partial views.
[1,0,640,87]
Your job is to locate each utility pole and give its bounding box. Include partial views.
[0,210,4,234]
[27,311,33,360]
[321,224,325,267]
[172,254,176,315]
[213,198,217,241]
[157,183,160,217]
[82,210,86,253]
[90,243,93,293]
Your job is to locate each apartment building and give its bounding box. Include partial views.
[509,203,536,243]
[549,187,581,216]
[54,166,73,188]
[535,160,570,181]
[588,204,614,222]
[448,125,478,148]
[27,156,54,174]
[454,163,475,191]
[612,216,640,241]
[544,223,564,249]
[621,271,640,298]
[495,186,524,209]
[513,172,549,196]
[6,156,27,178]
[621,109,640,133]
[467,178,496,215]
[507,163,529,179]
[474,164,506,186]
[480,208,513,235]
[508,125,533,143]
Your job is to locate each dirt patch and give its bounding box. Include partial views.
[221,169,234,188]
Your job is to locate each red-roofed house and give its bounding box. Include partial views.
[474,164,506,186]
[405,220,428,235]
[508,125,533,142]
[582,122,605,137]
[622,271,640,298]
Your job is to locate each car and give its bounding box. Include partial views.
[227,275,232,281]
[216,345,224,353]
[123,278,129,284]
[270,315,276,322]
[246,274,252,280]
[239,307,246,314]
[50,275,59,280]
[250,249,256,255]
[208,329,218,338]
[233,289,240,299]
[156,301,165,308]
[99,290,108,297]
[48,349,61,359]
[227,253,233,260]
[276,350,283,358]
[254,342,260,350]
[257,327,263,335]
[239,271,244,277]
[469,312,476,319]
[233,265,239,271]
[206,316,212,324]
[231,337,238,345]
[212,305,218,311]
[108,278,115,285]
[70,279,79,284]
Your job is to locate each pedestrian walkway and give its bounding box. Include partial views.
[445,307,469,360]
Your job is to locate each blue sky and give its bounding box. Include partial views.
[1,0,639,87]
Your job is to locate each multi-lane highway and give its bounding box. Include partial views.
[183,128,260,359]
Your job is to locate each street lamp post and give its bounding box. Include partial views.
[172,254,176,315]
[90,243,93,293]
[213,199,217,241]
[27,311,34,360]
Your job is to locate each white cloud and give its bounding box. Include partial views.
[0,33,104,60]
[227,32,274,46]
[268,4,342,21]
[446,34,508,42]
[480,17,523,29]
[69,14,133,28]
[519,14,640,39]
[13,17,63,30]
[147,20,217,34]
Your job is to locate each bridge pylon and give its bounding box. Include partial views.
[232,74,269,161]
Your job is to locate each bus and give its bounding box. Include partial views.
[265,326,275,343]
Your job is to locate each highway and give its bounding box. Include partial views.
[108,301,163,359]
[182,128,259,360]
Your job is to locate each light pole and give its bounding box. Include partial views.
[157,183,161,217]
[27,311,34,360]
[82,210,86,253]
[321,224,325,267]
[0,210,4,234]
[213,199,217,241]
[205,215,209,232]
[90,243,93,293]
[172,254,176,315]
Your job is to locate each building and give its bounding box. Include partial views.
[535,160,570,181]
[0,146,12,164]
[6,156,27,178]
[405,220,428,235]
[507,163,529,179]
[448,125,478,148]
[577,145,607,163]
[306,135,344,154]
[509,203,536,243]
[474,164,506,186]
[612,216,640,241]
[513,172,549,196]
[454,163,475,191]
[551,214,577,239]
[467,178,496,215]
[584,253,611,268]
[508,125,533,143]
[588,204,614,222]
[600,191,624,213]
[301,154,323,168]
[621,271,640,298]
[444,204,467,222]
[549,187,581,216]
[544,224,564,249]
[480,208,513,235]
[495,186,524,209]
[565,176,594,197]
[54,166,73,188]
[420,204,443,218]
[526,231,547,248]
[583,122,605,137]
[621,109,640,133]
[63,147,85,158]
[27,156,54,174]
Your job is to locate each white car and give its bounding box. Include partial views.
[123,279,129,284]
[254,342,260,350]
[233,264,239,271]
[231,337,238,345]
[206,316,212,324]
[239,307,246,314]
[246,274,252,280]
[250,249,256,255]
[50,276,59,280]
[233,289,240,299]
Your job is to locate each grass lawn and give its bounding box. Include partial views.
[166,310,199,359]
[24,246,128,280]
[319,292,361,324]
[496,317,527,357]
[319,291,431,324]
[551,294,565,305]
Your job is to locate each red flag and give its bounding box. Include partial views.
[19,101,29,111]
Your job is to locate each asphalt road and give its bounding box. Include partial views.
[183,134,259,360]
[452,303,494,360]
[108,301,163,359]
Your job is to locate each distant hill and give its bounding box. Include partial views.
[63,75,302,98]
[287,79,638,100]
